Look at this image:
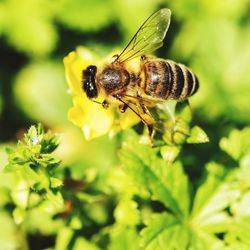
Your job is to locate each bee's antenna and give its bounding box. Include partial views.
[91,99,102,105]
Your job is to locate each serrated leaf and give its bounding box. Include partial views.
[50,177,63,189]
[11,180,29,209]
[109,226,141,250]
[120,137,190,218]
[114,199,140,226]
[140,213,189,250]
[188,231,226,250]
[69,216,82,230]
[227,191,250,247]
[22,164,41,185]
[141,212,228,250]
[160,145,180,163]
[225,206,250,248]
[191,163,234,232]
[55,227,74,250]
[219,127,250,160]
[187,126,209,144]
[235,156,250,190]
[45,190,64,210]
[73,237,101,250]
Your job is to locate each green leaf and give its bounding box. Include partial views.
[190,163,233,232]
[219,127,250,160]
[55,227,74,250]
[187,232,226,250]
[109,226,141,250]
[226,216,250,247]
[231,190,250,218]
[153,101,192,145]
[187,126,209,144]
[120,135,190,218]
[140,162,233,250]
[4,124,64,216]
[25,204,64,234]
[140,213,189,250]
[73,237,102,250]
[141,212,227,249]
[160,145,180,164]
[13,207,26,224]
[45,190,64,210]
[11,180,29,209]
[69,215,82,230]
[227,191,250,247]
[50,177,63,188]
[114,199,140,226]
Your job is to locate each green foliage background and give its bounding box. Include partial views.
[1,0,250,249]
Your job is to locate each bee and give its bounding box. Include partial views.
[82,8,199,139]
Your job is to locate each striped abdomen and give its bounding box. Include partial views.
[140,60,199,100]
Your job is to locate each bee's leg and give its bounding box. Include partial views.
[113,94,155,146]
[102,100,109,109]
[119,103,128,113]
[111,54,119,63]
[140,104,156,147]
[140,55,148,62]
[147,124,155,147]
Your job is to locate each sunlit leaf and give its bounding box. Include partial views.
[114,199,140,226]
[141,213,189,250]
[219,127,250,160]
[120,134,190,218]
[187,126,209,144]
[109,226,141,250]
[160,145,180,163]
[55,227,74,250]
[190,163,234,234]
[73,237,101,250]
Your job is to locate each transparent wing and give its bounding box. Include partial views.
[116,8,171,63]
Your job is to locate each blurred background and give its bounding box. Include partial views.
[0,0,250,249]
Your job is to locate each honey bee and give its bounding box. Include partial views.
[82,8,199,139]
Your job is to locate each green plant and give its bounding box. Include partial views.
[1,119,250,249]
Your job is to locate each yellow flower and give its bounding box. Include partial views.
[64,47,139,140]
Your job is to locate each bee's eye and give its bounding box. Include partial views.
[87,65,97,75]
[83,65,97,77]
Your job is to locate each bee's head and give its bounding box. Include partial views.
[82,65,98,98]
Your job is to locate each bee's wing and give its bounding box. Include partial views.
[116,8,171,63]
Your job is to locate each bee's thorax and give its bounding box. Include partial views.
[97,67,130,94]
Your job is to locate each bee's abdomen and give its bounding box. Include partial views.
[142,60,199,100]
